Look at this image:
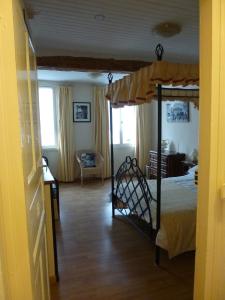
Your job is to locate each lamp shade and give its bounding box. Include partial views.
[190,148,198,163]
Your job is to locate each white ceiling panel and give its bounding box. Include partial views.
[24,0,199,63]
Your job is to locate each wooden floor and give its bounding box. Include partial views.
[50,179,194,300]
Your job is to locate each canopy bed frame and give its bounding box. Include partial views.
[107,44,199,265]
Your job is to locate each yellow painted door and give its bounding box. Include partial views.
[13,3,50,300]
[0,0,50,299]
[194,0,225,299]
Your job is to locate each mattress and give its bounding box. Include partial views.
[148,173,197,258]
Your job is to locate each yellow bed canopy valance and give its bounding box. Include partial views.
[106,60,199,107]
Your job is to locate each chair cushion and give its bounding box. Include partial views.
[80,153,96,168]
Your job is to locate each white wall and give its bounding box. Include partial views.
[151,101,199,159]
[72,83,94,151]
[42,87,198,179]
[42,82,95,178]
[41,81,155,179]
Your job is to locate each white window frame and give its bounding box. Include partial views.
[112,106,136,148]
[38,83,58,149]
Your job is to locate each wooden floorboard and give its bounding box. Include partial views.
[50,180,194,300]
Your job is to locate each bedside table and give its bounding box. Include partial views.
[147,150,186,179]
[181,160,196,175]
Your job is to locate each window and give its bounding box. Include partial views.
[38,87,57,148]
[112,106,136,146]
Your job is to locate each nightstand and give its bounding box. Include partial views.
[181,160,196,175]
[146,150,186,179]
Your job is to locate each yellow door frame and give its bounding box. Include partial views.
[194,0,225,298]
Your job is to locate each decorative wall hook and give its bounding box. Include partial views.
[108,73,113,84]
[155,44,164,61]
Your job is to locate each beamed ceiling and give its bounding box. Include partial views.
[24,0,199,64]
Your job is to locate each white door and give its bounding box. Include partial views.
[194,0,225,299]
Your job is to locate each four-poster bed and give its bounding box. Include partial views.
[106,44,199,264]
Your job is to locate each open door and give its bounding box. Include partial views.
[194,0,225,298]
[0,0,50,299]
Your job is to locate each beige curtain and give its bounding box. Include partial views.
[106,60,199,107]
[135,103,151,173]
[58,86,75,182]
[93,86,111,178]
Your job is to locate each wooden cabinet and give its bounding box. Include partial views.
[180,160,196,175]
[146,151,185,179]
[43,163,59,282]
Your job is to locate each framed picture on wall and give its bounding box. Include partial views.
[167,101,189,122]
[73,102,91,122]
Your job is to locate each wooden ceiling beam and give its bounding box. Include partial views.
[36,56,151,72]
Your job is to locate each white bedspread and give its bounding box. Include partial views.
[148,174,197,258]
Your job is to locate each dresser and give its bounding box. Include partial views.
[146,150,186,179]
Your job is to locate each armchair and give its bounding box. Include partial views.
[76,150,104,185]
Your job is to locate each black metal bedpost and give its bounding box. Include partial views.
[108,73,115,217]
[155,44,164,266]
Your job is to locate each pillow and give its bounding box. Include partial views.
[188,165,198,174]
[81,153,96,168]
